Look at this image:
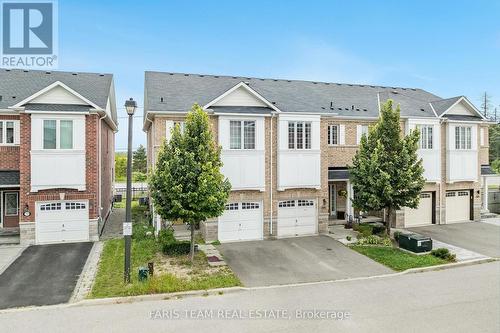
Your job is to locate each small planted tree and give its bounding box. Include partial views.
[149,104,231,260]
[349,99,425,235]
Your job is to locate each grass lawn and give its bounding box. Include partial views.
[350,245,448,271]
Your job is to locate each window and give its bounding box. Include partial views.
[420,193,431,199]
[455,126,471,150]
[241,202,259,210]
[230,120,255,150]
[278,200,295,208]
[43,120,57,149]
[298,200,314,207]
[39,202,62,211]
[44,119,74,149]
[0,120,18,145]
[288,121,312,150]
[173,121,185,133]
[361,125,369,138]
[445,192,456,197]
[458,191,469,197]
[5,192,18,216]
[328,125,339,145]
[65,202,86,210]
[418,125,433,149]
[225,203,239,211]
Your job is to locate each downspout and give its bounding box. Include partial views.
[98,112,107,225]
[270,112,275,236]
[438,117,445,225]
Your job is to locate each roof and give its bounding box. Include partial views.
[430,96,462,116]
[481,165,497,176]
[0,171,20,186]
[144,71,443,119]
[443,114,484,121]
[328,168,350,180]
[210,106,272,115]
[0,68,115,121]
[24,103,91,112]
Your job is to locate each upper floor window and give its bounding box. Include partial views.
[0,120,16,145]
[43,119,73,149]
[173,121,185,133]
[230,120,255,149]
[361,125,369,138]
[417,125,433,149]
[288,121,311,149]
[455,126,471,150]
[327,125,339,145]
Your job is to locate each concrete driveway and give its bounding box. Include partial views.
[408,221,500,258]
[218,235,391,287]
[0,242,93,309]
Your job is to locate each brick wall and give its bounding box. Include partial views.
[19,113,100,223]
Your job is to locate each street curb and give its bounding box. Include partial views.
[1,257,497,313]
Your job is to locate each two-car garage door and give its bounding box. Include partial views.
[36,201,89,244]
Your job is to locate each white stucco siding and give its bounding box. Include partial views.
[219,116,265,191]
[406,119,441,182]
[277,114,321,190]
[30,114,86,192]
[446,123,478,182]
[30,85,88,105]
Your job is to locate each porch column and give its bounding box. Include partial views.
[346,180,354,220]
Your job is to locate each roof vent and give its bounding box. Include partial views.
[244,81,250,85]
[23,70,28,72]
[232,76,237,79]
[313,82,317,84]
[351,105,355,110]
[356,108,360,111]
[169,73,174,75]
[72,73,77,76]
[0,96,2,101]
[363,109,367,111]
[160,97,164,103]
[184,74,189,76]
[5,69,10,72]
[411,88,417,91]
[321,107,325,110]
[420,108,425,112]
[338,108,342,110]
[345,108,349,110]
[330,101,334,109]
[99,74,104,76]
[392,90,398,94]
[12,96,16,99]
[214,76,219,78]
[272,102,276,105]
[325,82,329,85]
[199,75,204,77]
[337,83,342,86]
[45,71,51,74]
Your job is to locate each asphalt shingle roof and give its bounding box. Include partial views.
[0,68,113,111]
[144,71,443,118]
[210,106,272,115]
[328,168,350,180]
[430,96,462,116]
[0,171,20,186]
[481,165,497,176]
[24,104,91,112]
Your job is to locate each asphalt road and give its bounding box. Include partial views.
[0,242,93,309]
[1,261,498,332]
[219,236,391,286]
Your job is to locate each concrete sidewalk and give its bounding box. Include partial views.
[0,245,26,275]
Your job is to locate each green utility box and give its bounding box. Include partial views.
[398,233,432,253]
[138,267,149,281]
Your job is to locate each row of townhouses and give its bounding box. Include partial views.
[0,69,117,245]
[143,71,496,243]
[0,68,495,246]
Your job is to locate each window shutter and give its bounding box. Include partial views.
[356,125,362,144]
[14,120,20,144]
[165,120,174,142]
[339,124,345,145]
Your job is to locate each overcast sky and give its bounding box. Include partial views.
[56,0,500,151]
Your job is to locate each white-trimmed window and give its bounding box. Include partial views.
[455,126,471,150]
[241,202,259,210]
[230,120,255,149]
[288,121,312,149]
[278,200,295,208]
[225,203,239,210]
[0,120,18,145]
[297,199,314,207]
[4,192,19,216]
[417,125,433,149]
[43,119,74,149]
[39,202,62,211]
[328,125,339,145]
[65,202,86,210]
[361,125,369,138]
[173,121,185,133]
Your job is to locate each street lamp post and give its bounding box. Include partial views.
[124,97,137,283]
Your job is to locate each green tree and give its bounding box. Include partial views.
[349,99,425,234]
[115,153,127,181]
[489,124,500,164]
[149,104,231,260]
[133,144,147,173]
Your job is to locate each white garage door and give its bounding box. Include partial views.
[218,202,263,242]
[405,192,433,227]
[36,201,89,244]
[278,199,317,238]
[446,191,471,224]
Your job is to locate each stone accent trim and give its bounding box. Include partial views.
[19,222,35,246]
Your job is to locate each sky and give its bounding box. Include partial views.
[55,0,500,150]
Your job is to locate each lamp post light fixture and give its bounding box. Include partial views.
[124,97,137,283]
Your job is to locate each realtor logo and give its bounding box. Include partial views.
[1,0,58,68]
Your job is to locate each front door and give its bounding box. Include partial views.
[329,184,336,217]
[2,191,19,228]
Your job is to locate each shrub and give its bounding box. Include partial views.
[353,223,373,238]
[356,235,392,247]
[132,223,155,241]
[431,248,456,262]
[157,228,175,246]
[346,235,352,241]
[393,231,402,241]
[371,224,386,236]
[162,241,191,256]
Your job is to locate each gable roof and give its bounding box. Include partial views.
[430,96,462,116]
[0,68,113,109]
[431,95,485,120]
[144,72,443,120]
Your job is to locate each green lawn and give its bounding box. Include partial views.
[350,246,448,271]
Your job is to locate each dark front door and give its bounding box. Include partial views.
[2,191,19,228]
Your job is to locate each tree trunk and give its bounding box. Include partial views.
[190,221,195,262]
[385,208,392,236]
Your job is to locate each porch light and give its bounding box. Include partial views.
[125,97,137,116]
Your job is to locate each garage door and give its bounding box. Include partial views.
[218,202,263,242]
[278,199,316,238]
[405,192,433,227]
[36,201,89,244]
[446,191,471,224]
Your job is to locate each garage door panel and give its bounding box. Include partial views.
[36,201,89,244]
[218,202,263,242]
[446,191,470,224]
[405,193,433,227]
[277,199,317,238]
